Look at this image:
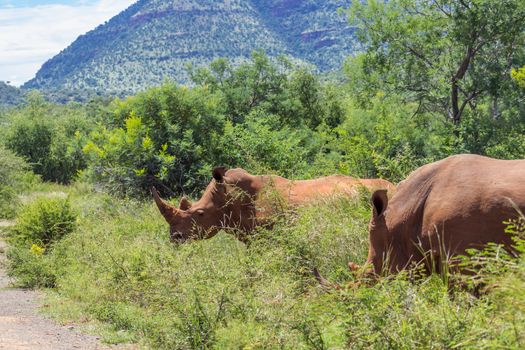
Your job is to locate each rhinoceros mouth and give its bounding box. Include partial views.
[170,232,186,243]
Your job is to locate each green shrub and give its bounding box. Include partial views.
[7,245,57,288]
[0,184,18,219]
[82,54,350,197]
[219,112,320,178]
[82,82,225,197]
[10,197,77,248]
[4,91,90,183]
[0,146,39,218]
[331,94,448,181]
[6,196,77,288]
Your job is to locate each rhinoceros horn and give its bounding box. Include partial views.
[151,187,177,222]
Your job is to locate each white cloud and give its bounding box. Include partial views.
[0,0,136,86]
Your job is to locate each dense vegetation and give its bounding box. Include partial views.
[0,81,23,107]
[1,0,525,348]
[24,0,355,97]
[3,183,525,349]
[0,146,39,218]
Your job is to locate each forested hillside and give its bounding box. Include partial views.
[23,0,354,96]
[0,82,22,107]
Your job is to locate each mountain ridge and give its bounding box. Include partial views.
[24,0,354,95]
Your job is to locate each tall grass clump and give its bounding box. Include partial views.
[7,196,77,288]
[455,215,525,348]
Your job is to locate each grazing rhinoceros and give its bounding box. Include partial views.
[152,167,395,243]
[353,154,525,276]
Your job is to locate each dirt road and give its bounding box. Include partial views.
[0,220,127,350]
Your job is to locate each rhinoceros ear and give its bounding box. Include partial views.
[151,187,177,221]
[179,196,192,211]
[371,189,388,218]
[212,166,228,183]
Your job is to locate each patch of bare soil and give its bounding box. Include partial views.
[0,220,14,228]
[0,223,133,350]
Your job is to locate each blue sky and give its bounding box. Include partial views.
[0,1,87,6]
[0,0,136,86]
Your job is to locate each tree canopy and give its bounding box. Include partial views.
[346,0,525,125]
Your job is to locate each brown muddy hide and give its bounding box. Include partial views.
[151,188,209,242]
[367,189,390,275]
[367,189,430,275]
[359,154,525,277]
[152,167,258,243]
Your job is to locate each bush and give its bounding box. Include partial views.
[6,196,77,288]
[82,82,225,197]
[10,197,77,248]
[0,146,39,218]
[82,54,349,198]
[219,111,320,178]
[7,245,57,288]
[457,106,525,159]
[330,93,449,181]
[3,91,90,183]
[0,184,17,218]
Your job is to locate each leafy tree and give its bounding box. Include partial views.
[3,91,90,183]
[512,66,525,89]
[190,51,345,129]
[82,57,348,197]
[331,93,449,181]
[346,0,525,125]
[190,51,291,124]
[83,82,226,196]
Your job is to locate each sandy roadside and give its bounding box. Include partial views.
[0,221,134,350]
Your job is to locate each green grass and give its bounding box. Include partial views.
[6,183,525,349]
[0,145,40,219]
